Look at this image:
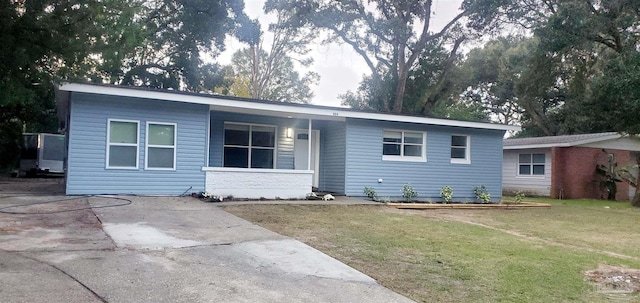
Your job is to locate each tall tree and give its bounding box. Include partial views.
[223,7,319,102]
[503,0,640,135]
[92,0,259,92]
[265,0,507,113]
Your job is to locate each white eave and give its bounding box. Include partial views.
[59,82,520,132]
[503,134,623,150]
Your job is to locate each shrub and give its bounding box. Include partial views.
[363,186,378,201]
[515,191,526,204]
[401,184,418,202]
[440,186,453,203]
[473,185,491,203]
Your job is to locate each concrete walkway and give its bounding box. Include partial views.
[0,182,412,303]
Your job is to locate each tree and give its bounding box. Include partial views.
[502,0,640,135]
[0,0,256,170]
[265,0,507,113]
[227,48,318,102]
[0,0,114,169]
[92,0,259,92]
[223,7,319,102]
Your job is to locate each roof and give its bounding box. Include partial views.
[503,132,623,149]
[57,82,520,132]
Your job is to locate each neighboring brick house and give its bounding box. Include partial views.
[503,133,640,200]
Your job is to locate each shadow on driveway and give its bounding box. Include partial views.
[0,178,413,303]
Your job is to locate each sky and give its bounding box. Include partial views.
[218,0,465,107]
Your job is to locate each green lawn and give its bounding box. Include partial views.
[224,199,640,303]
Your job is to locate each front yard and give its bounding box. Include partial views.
[224,198,640,303]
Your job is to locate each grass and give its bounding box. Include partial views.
[223,199,640,303]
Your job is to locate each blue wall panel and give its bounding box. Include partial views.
[317,121,346,193]
[344,119,505,201]
[209,111,311,169]
[67,92,208,195]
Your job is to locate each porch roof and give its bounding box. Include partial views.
[58,82,519,132]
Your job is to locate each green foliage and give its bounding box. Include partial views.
[473,185,491,203]
[363,187,378,201]
[266,0,504,114]
[440,186,453,204]
[401,184,418,202]
[0,0,254,169]
[514,191,526,204]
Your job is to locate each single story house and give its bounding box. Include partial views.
[503,132,640,200]
[56,83,519,201]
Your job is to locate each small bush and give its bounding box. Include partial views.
[515,191,526,203]
[473,185,491,203]
[363,186,378,201]
[440,186,453,203]
[401,184,418,202]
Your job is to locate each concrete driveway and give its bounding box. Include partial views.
[0,179,413,303]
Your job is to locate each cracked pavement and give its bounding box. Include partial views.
[0,179,413,303]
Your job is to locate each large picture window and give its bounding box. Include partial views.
[519,153,545,176]
[107,119,139,169]
[224,123,276,168]
[146,122,176,170]
[450,135,470,164]
[382,130,426,161]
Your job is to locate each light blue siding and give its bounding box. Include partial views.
[209,111,306,169]
[317,121,346,193]
[67,92,208,195]
[344,119,505,201]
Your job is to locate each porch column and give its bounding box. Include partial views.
[308,119,312,170]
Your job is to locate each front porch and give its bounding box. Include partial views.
[202,167,314,199]
[202,109,346,199]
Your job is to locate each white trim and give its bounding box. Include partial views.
[294,128,321,187]
[106,119,139,170]
[205,111,211,167]
[145,121,177,170]
[503,134,624,150]
[382,129,427,162]
[202,167,313,174]
[223,122,277,169]
[59,83,520,132]
[450,134,471,164]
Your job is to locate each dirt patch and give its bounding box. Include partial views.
[0,177,65,195]
[585,264,640,294]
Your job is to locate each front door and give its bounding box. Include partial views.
[294,129,320,187]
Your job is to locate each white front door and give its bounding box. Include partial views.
[294,129,320,187]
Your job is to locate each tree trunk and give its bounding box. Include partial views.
[631,152,640,207]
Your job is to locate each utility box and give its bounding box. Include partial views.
[19,133,65,177]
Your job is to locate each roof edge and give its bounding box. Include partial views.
[504,134,624,149]
[58,82,521,132]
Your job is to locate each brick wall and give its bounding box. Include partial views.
[551,146,631,200]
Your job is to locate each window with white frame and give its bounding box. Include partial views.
[146,122,176,169]
[518,153,545,176]
[107,119,139,169]
[382,130,426,161]
[223,123,276,168]
[450,135,470,164]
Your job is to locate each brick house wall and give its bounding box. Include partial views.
[551,146,631,200]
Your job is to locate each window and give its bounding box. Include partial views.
[450,135,470,164]
[382,130,426,161]
[223,123,276,168]
[107,119,139,169]
[518,153,545,176]
[146,122,176,170]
